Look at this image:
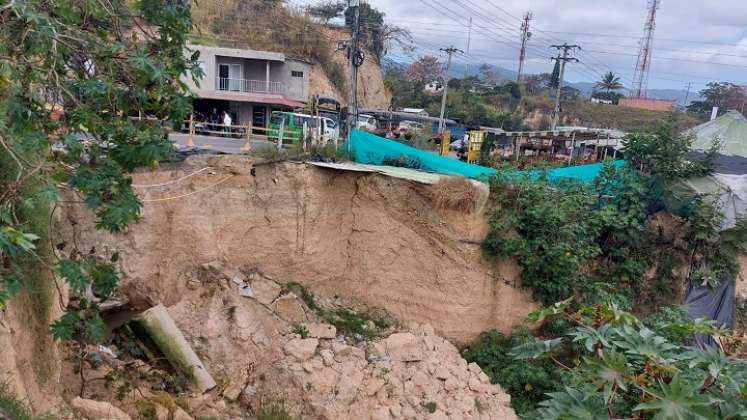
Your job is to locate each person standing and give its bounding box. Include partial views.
[223,111,232,136]
[209,108,219,132]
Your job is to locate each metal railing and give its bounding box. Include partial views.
[215,77,284,95]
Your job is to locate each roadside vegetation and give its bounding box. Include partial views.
[0,0,200,405]
[464,121,747,418]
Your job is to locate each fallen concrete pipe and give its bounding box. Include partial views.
[133,303,216,393]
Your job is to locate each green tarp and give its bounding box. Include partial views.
[347,129,623,184]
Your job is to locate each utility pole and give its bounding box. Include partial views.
[550,44,580,131]
[683,82,692,106]
[347,0,362,141]
[438,46,463,134]
[517,12,532,83]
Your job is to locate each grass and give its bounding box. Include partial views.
[257,395,295,420]
[284,282,392,341]
[0,383,52,420]
[430,177,477,212]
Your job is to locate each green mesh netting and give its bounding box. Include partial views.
[346,129,623,183]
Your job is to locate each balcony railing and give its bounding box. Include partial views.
[215,77,284,95]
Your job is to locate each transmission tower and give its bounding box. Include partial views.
[516,12,532,83]
[631,0,661,99]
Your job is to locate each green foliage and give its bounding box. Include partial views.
[292,324,309,339]
[484,162,650,305]
[515,301,747,420]
[0,383,52,420]
[420,401,437,414]
[622,121,719,181]
[463,329,563,415]
[257,394,295,420]
[0,0,199,345]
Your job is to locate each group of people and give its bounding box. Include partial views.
[208,108,232,130]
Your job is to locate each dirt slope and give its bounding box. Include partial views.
[311,26,392,109]
[60,156,536,344]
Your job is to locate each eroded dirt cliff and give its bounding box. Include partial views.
[60,156,536,344]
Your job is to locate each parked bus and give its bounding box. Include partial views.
[268,111,339,144]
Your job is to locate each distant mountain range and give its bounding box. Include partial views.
[382,58,700,105]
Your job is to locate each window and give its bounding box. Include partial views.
[291,70,304,78]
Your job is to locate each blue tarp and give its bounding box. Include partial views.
[347,129,624,183]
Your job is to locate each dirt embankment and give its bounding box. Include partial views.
[310,26,392,110]
[60,156,535,344]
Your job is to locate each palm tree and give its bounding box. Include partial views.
[595,72,623,93]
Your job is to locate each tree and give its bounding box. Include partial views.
[479,63,499,86]
[344,2,410,61]
[523,73,551,95]
[595,71,623,93]
[0,0,200,343]
[687,82,747,117]
[307,0,346,23]
[405,55,443,83]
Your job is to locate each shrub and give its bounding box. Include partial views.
[257,395,294,420]
[462,330,562,415]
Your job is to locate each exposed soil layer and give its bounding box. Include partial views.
[60,155,537,344]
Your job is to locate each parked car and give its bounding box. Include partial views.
[397,120,424,133]
[356,114,378,131]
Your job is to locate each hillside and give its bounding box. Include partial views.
[190,1,391,109]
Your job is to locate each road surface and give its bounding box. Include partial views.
[170,133,275,154]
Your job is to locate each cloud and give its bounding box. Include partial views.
[321,0,747,89]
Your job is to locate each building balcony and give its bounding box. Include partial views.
[215,77,285,95]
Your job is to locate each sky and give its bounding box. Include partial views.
[293,0,747,92]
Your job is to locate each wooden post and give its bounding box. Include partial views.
[302,121,308,153]
[241,123,252,153]
[187,113,195,148]
[567,132,575,166]
[277,118,284,151]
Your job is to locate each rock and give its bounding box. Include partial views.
[284,338,319,361]
[272,293,306,323]
[211,400,226,411]
[332,342,364,360]
[435,366,450,380]
[154,403,170,420]
[389,404,402,418]
[243,384,258,397]
[444,377,460,391]
[302,362,314,373]
[366,341,387,360]
[371,406,390,420]
[303,323,336,339]
[428,410,449,420]
[250,277,282,306]
[468,363,482,375]
[172,408,194,420]
[71,397,132,420]
[320,349,335,366]
[384,333,423,362]
[468,376,485,393]
[365,378,385,396]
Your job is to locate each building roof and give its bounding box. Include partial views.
[195,89,305,108]
[187,44,286,62]
[690,110,747,158]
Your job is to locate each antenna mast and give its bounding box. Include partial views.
[632,0,660,99]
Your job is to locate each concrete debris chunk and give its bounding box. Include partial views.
[133,304,217,393]
[238,283,253,298]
